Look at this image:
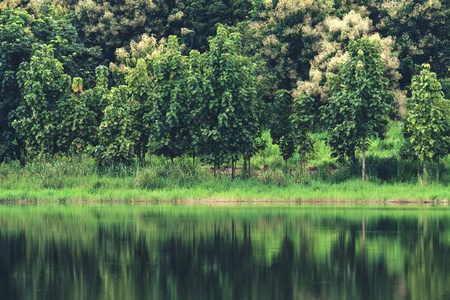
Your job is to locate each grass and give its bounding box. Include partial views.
[1,121,449,202]
[1,178,449,202]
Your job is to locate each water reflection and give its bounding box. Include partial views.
[0,205,449,300]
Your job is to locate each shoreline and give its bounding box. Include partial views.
[1,195,448,205]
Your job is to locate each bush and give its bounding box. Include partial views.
[260,169,289,187]
[365,156,399,182]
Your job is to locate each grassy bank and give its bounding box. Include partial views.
[1,122,449,202]
[0,180,449,202]
[0,155,449,202]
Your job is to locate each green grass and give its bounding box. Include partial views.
[1,178,449,202]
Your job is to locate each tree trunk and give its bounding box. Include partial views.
[437,156,440,185]
[243,156,247,173]
[232,158,235,179]
[423,156,427,186]
[142,148,146,166]
[362,137,366,182]
[248,157,251,178]
[417,157,420,182]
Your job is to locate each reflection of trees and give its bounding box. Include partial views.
[406,217,450,300]
[160,221,256,299]
[0,208,449,299]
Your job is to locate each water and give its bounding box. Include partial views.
[0,204,449,299]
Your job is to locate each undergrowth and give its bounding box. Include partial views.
[1,121,449,199]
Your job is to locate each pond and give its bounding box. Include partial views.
[0,203,449,299]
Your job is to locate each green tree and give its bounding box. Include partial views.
[94,85,140,165]
[182,0,252,51]
[0,5,99,162]
[74,0,160,64]
[200,27,261,176]
[403,64,450,185]
[185,49,210,165]
[147,36,189,163]
[322,38,394,181]
[57,77,98,153]
[126,58,153,163]
[13,44,72,156]
[270,90,314,169]
[0,8,33,161]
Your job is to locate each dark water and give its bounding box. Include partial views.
[0,204,449,300]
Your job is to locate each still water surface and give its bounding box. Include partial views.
[0,204,449,300]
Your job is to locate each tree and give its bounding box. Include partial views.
[294,10,401,104]
[57,77,98,153]
[270,90,314,170]
[377,0,450,87]
[403,64,450,185]
[200,27,261,177]
[184,49,210,165]
[13,44,72,156]
[0,8,33,161]
[322,38,394,181]
[94,85,140,165]
[147,36,189,163]
[0,5,99,162]
[126,58,153,163]
[182,0,252,51]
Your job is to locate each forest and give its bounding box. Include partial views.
[1,0,450,186]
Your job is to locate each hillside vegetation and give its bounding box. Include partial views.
[1,0,450,190]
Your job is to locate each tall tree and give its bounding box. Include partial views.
[0,5,99,162]
[13,44,72,156]
[0,8,33,161]
[148,36,189,163]
[126,58,153,163]
[403,64,450,185]
[184,49,210,165]
[200,27,261,176]
[322,38,394,181]
[270,90,314,169]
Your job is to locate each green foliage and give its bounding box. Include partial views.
[184,49,210,160]
[148,36,190,161]
[126,58,153,161]
[182,0,252,51]
[94,86,140,165]
[74,0,159,63]
[199,27,261,167]
[270,90,315,164]
[322,38,394,173]
[13,44,72,155]
[403,64,450,183]
[377,0,450,85]
[0,5,98,162]
[58,77,98,153]
[404,65,450,160]
[0,9,34,161]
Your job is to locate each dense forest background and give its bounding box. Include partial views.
[1,0,450,180]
